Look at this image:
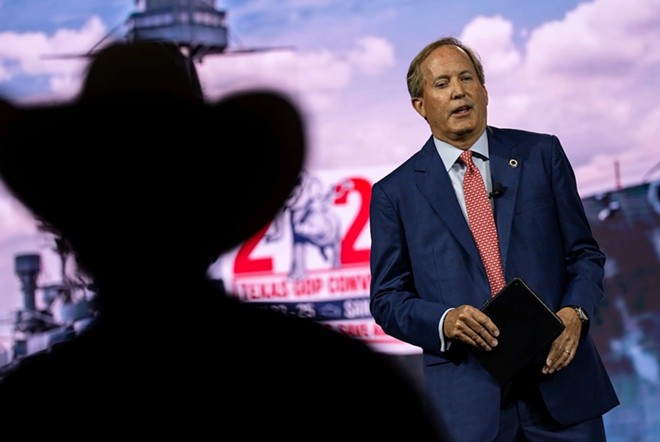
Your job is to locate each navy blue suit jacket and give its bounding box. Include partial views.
[369,126,619,441]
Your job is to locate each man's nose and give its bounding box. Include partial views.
[451,79,466,98]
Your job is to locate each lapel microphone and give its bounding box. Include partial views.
[489,182,503,198]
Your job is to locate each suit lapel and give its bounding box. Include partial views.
[487,127,522,273]
[414,137,483,267]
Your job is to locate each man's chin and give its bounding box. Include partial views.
[452,127,475,139]
[452,120,488,138]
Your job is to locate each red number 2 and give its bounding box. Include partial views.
[233,175,372,274]
[334,177,371,265]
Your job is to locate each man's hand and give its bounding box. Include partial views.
[444,305,499,351]
[542,307,583,374]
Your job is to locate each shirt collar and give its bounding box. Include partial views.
[433,129,489,172]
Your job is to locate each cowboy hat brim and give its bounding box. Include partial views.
[0,41,306,266]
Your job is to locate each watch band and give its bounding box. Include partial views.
[571,306,589,323]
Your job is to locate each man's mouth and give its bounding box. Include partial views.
[452,105,471,115]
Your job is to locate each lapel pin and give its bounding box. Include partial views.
[508,159,518,168]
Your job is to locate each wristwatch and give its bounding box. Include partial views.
[570,306,589,323]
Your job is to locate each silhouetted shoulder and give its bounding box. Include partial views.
[216,295,443,440]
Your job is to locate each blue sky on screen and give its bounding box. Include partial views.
[0,0,659,336]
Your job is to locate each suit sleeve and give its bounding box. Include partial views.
[369,181,448,353]
[549,135,606,324]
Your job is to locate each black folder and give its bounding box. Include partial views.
[472,277,565,384]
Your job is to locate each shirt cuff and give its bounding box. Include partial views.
[438,308,455,352]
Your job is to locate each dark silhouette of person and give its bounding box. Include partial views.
[0,41,443,439]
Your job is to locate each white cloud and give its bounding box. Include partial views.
[197,44,354,116]
[462,15,522,79]
[0,15,107,101]
[346,36,395,76]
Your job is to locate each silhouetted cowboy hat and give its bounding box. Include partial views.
[0,41,305,271]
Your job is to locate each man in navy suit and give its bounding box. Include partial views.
[369,36,619,441]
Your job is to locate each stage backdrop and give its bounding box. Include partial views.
[2,1,660,440]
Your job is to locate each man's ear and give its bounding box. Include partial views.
[411,97,425,119]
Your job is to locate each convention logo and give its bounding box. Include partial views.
[213,167,420,354]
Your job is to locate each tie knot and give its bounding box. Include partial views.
[460,150,474,167]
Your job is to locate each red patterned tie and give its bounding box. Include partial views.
[460,150,506,296]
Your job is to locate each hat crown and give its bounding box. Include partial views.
[79,41,203,104]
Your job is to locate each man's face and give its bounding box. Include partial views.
[412,45,488,149]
